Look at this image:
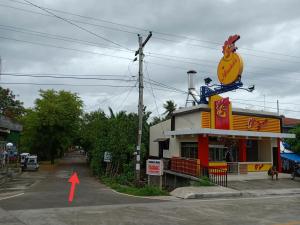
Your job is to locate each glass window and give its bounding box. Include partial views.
[209,147,227,161]
[181,142,198,159]
[247,140,258,162]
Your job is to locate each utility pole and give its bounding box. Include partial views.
[135,31,152,182]
[277,100,279,115]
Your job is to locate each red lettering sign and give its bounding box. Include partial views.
[247,118,268,131]
[215,98,230,129]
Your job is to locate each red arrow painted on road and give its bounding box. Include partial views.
[68,172,79,202]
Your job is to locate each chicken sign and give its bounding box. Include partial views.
[217,35,244,85]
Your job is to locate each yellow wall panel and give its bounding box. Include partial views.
[201,112,210,128]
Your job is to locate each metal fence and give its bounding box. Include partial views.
[170,158,228,187]
[200,165,228,187]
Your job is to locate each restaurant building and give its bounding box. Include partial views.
[149,35,295,177]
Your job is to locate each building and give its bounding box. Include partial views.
[150,102,295,177]
[149,35,296,178]
[282,117,300,133]
[0,115,23,151]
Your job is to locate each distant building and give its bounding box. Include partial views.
[0,115,23,150]
[282,117,300,133]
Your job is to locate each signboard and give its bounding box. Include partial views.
[103,151,112,162]
[247,118,268,131]
[146,159,163,176]
[214,97,231,130]
[217,35,243,85]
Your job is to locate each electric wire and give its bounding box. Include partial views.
[1,1,300,63]
[22,0,132,51]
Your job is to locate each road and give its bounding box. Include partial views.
[0,151,300,225]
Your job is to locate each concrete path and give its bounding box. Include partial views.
[0,151,161,211]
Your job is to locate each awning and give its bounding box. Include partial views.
[281,153,300,163]
[164,128,295,139]
[153,138,169,142]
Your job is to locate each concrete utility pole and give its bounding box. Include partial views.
[135,32,152,182]
[277,100,279,115]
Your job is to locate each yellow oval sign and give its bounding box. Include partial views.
[217,52,243,84]
[217,35,244,85]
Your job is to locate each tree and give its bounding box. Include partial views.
[80,107,151,181]
[285,125,300,154]
[163,100,177,119]
[20,90,83,164]
[0,87,25,120]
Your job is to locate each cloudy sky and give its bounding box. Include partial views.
[0,0,299,119]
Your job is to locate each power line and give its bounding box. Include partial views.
[0,35,133,61]
[0,3,139,36]
[3,23,300,77]
[231,101,300,113]
[1,72,130,77]
[0,73,136,81]
[0,82,135,87]
[22,0,132,51]
[2,1,300,62]
[0,24,133,53]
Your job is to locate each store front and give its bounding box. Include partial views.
[149,35,295,177]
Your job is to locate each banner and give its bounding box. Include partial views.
[215,97,230,129]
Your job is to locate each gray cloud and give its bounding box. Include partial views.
[0,0,299,118]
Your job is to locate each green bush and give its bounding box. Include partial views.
[100,176,169,196]
[191,176,214,186]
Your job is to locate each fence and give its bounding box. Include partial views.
[170,157,200,177]
[170,157,227,187]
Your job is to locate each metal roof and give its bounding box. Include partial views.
[164,128,295,139]
[0,115,23,132]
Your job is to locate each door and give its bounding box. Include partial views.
[272,147,278,168]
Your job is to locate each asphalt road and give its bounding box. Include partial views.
[0,151,159,210]
[1,152,300,225]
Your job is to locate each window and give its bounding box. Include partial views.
[181,142,198,159]
[209,147,227,161]
[247,140,258,162]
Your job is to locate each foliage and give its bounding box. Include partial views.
[101,176,169,196]
[80,107,151,179]
[285,125,300,154]
[190,177,215,186]
[150,100,177,126]
[0,87,25,120]
[163,100,177,120]
[20,90,83,163]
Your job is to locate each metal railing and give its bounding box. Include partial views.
[170,157,200,177]
[227,162,239,174]
[200,166,228,187]
[170,157,228,187]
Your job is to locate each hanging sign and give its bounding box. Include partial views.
[215,97,230,129]
[217,35,243,85]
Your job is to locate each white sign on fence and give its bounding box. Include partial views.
[146,159,163,176]
[103,151,112,162]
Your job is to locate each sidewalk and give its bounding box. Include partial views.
[228,172,291,181]
[171,176,300,199]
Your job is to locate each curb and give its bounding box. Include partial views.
[177,189,300,199]
[183,192,242,199]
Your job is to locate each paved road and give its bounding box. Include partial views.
[1,152,300,225]
[1,194,300,225]
[0,151,159,210]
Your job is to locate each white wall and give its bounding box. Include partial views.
[175,111,201,130]
[149,120,171,157]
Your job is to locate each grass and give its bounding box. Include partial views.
[190,176,215,187]
[101,176,169,196]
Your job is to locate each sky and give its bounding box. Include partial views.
[0,0,299,120]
